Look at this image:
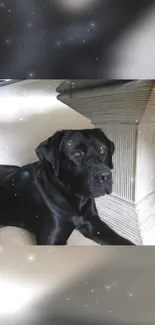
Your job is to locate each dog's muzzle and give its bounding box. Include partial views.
[100,170,112,183]
[98,170,113,195]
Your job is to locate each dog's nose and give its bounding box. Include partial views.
[100,171,111,181]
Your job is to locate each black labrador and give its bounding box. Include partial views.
[0,128,134,245]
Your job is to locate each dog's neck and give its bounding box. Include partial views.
[36,163,94,215]
[37,161,94,214]
[37,161,71,195]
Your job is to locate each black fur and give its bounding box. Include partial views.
[0,128,134,245]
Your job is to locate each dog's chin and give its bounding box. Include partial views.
[93,191,106,198]
[92,186,113,198]
[105,188,112,195]
[67,180,113,198]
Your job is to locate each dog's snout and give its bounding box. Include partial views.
[100,171,111,181]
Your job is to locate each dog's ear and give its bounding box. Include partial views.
[94,128,115,155]
[108,139,115,169]
[109,139,115,156]
[94,129,115,169]
[35,131,65,177]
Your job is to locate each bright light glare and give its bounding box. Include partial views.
[0,281,33,314]
[0,94,64,122]
[55,0,102,13]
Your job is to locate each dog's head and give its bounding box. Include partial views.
[35,129,115,198]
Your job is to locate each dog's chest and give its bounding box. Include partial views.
[0,171,41,227]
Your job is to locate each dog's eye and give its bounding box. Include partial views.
[72,151,83,158]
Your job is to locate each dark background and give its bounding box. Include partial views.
[0,0,155,78]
